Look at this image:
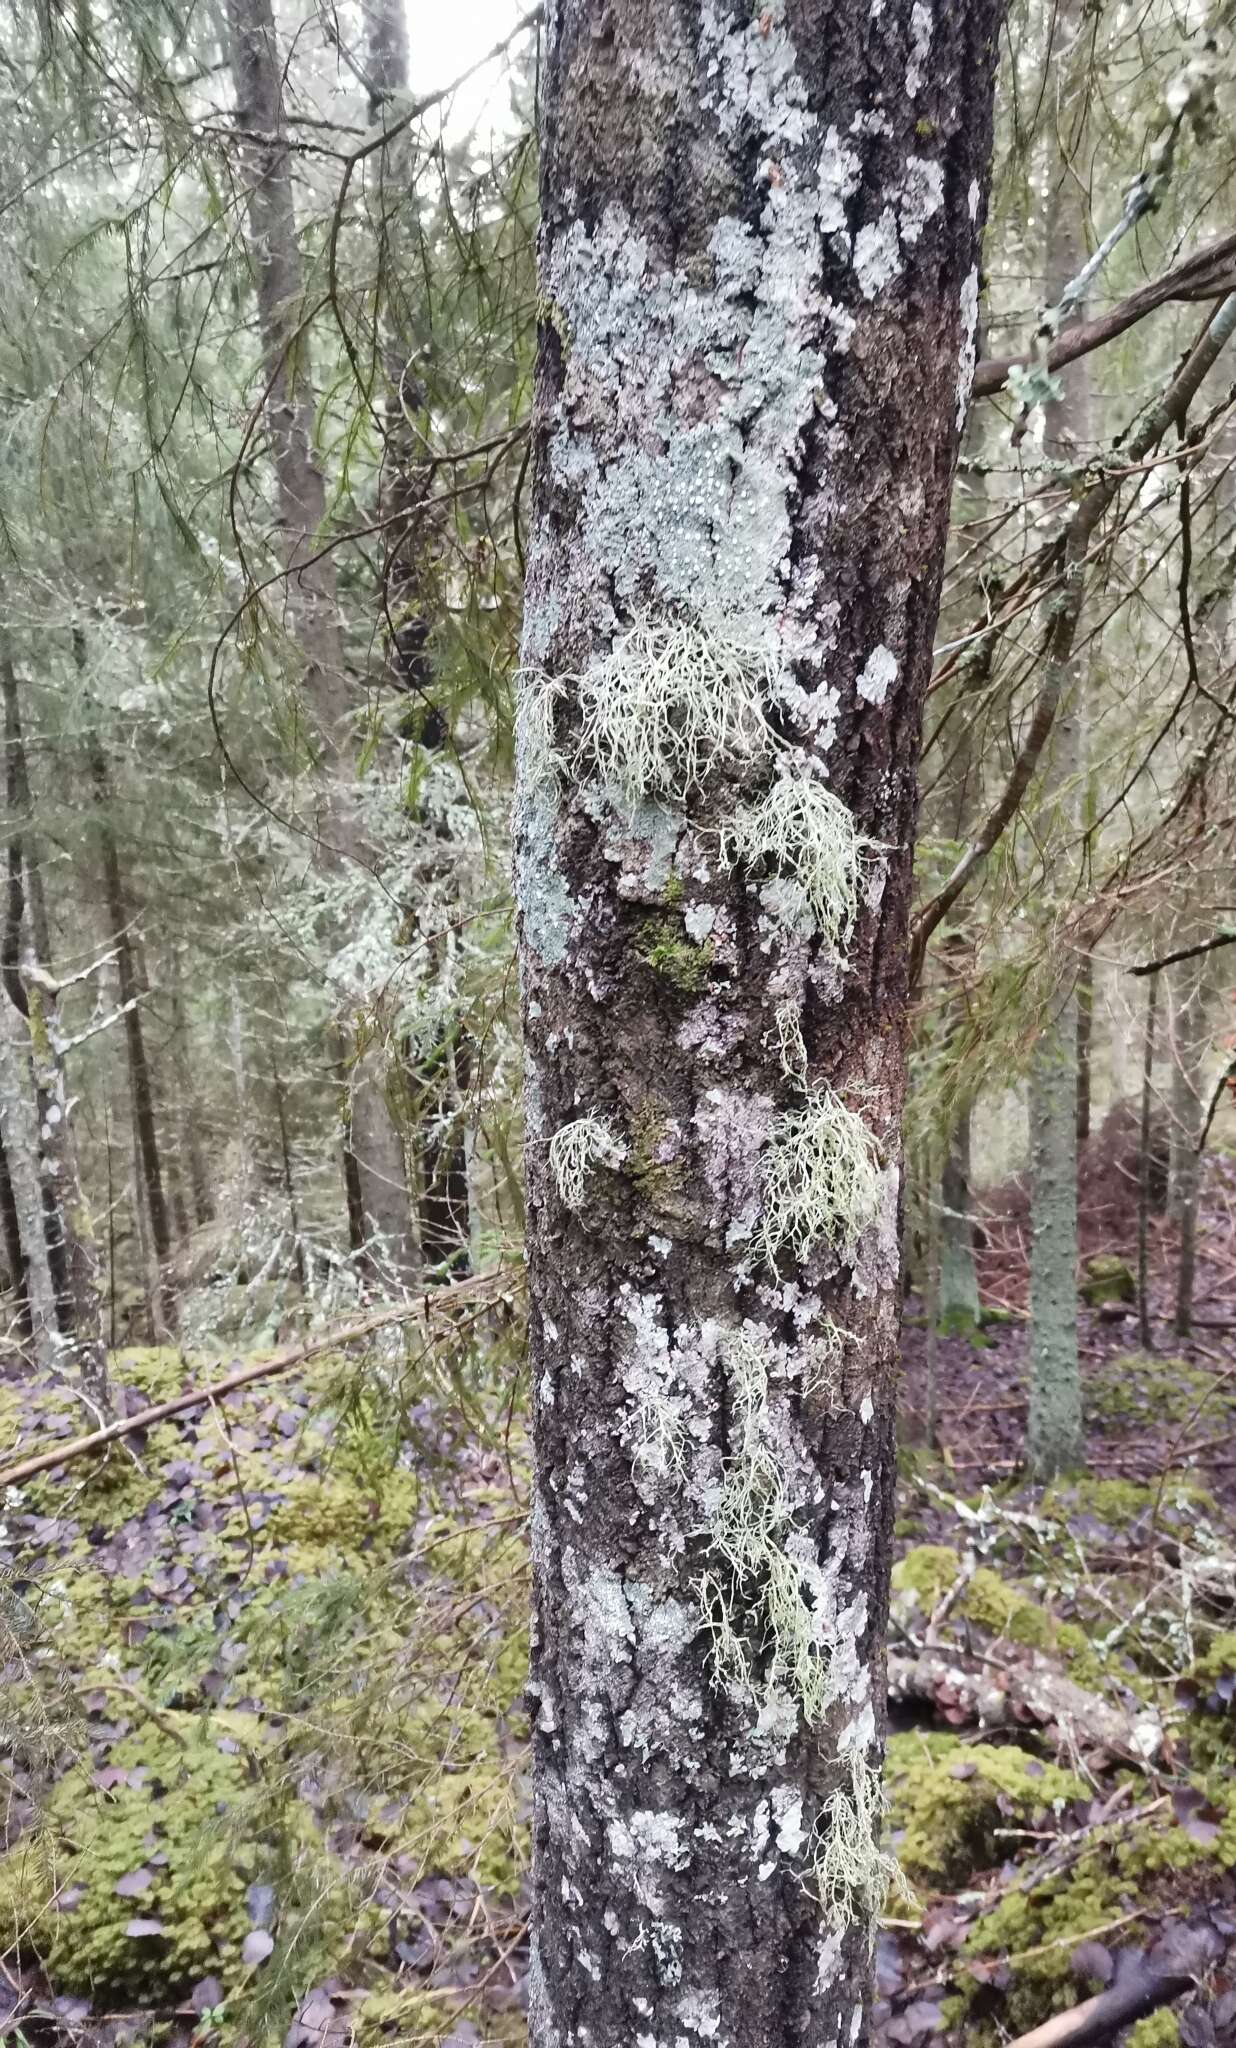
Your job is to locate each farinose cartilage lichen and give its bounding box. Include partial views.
[548,1113,625,1211]
[571,612,777,804]
[759,1091,883,1269]
[722,772,881,951]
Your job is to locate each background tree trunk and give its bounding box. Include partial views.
[1027,54,1089,1479]
[226,0,418,1286]
[0,1001,57,1367]
[3,646,108,1402]
[85,712,175,1334]
[516,3,1001,2040]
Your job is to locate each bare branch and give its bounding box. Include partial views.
[912,293,1236,985]
[974,233,1236,400]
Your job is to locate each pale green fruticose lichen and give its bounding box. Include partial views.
[810,1746,908,1933]
[772,999,809,1083]
[722,772,881,952]
[572,612,777,806]
[513,665,565,791]
[697,1325,844,1727]
[759,1091,883,1269]
[548,1114,626,1211]
[799,1318,860,1410]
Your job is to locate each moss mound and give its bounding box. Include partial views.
[0,1719,266,1997]
[885,1732,1084,1889]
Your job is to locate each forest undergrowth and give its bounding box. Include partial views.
[1,1141,1236,2048]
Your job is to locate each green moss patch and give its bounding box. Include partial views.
[886,1732,1084,1889]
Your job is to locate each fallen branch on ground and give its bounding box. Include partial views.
[886,1646,1162,1768]
[1006,1964,1193,2048]
[0,1272,517,1491]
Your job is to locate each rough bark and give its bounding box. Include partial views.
[226,0,418,1284]
[1027,75,1089,1482]
[515,4,1002,2040]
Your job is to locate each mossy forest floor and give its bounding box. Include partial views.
[1,1170,1235,2047]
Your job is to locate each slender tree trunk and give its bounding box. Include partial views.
[84,706,175,1333]
[1027,53,1089,1480]
[1027,991,1083,1474]
[516,5,1000,2038]
[225,0,418,1285]
[0,1124,28,1336]
[365,0,474,1283]
[1138,971,1159,1352]
[0,1001,57,1367]
[417,1025,472,1278]
[1075,948,1093,1143]
[169,967,213,1228]
[273,1066,306,1293]
[2,648,109,1403]
[939,1106,979,1332]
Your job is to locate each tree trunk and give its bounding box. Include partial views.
[2,647,109,1403]
[0,1123,28,1335]
[85,706,176,1333]
[1075,948,1093,1143]
[1027,993,1083,1476]
[273,1065,306,1293]
[225,0,418,1285]
[515,4,1000,2039]
[365,0,474,1284]
[169,968,214,1228]
[939,1104,980,1332]
[1027,53,1089,1480]
[0,1003,57,1366]
[1138,971,1159,1352]
[417,1026,473,1279]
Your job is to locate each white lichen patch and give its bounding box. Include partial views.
[855,644,899,707]
[571,611,777,807]
[853,209,902,300]
[759,1092,884,1269]
[818,124,862,234]
[905,0,933,95]
[549,1112,626,1210]
[956,265,981,427]
[899,156,944,245]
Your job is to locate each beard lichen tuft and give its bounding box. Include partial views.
[722,772,882,952]
[810,1747,910,1935]
[548,1112,626,1212]
[759,1090,883,1270]
[571,611,777,806]
[696,1325,845,1728]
